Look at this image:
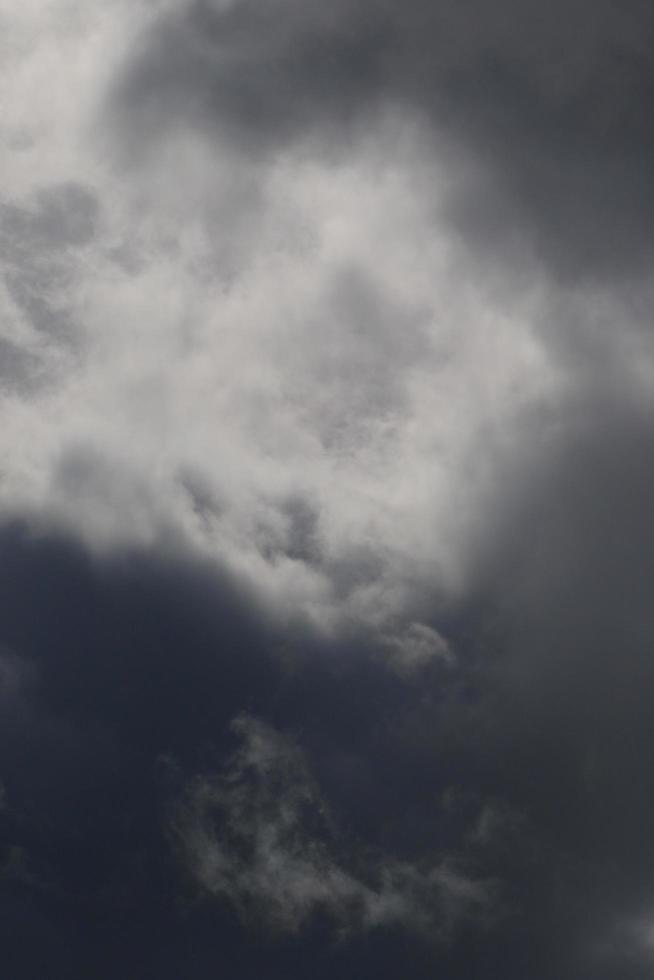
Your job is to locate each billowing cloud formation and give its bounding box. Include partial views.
[3,1,654,978]
[115,0,654,279]
[0,0,561,640]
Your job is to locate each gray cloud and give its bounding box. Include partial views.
[113,0,654,280]
[4,2,654,977]
[0,181,101,398]
[173,714,496,937]
[1,184,99,253]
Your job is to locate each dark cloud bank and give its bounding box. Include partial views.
[5,2,654,978]
[116,0,654,280]
[5,405,654,980]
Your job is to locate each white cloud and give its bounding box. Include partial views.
[0,0,572,643]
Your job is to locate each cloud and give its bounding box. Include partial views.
[0,520,503,977]
[113,0,654,280]
[383,622,455,676]
[4,2,654,978]
[173,714,495,937]
[2,14,561,636]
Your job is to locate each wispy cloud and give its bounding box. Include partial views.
[173,714,496,937]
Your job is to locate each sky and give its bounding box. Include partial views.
[2,1,654,976]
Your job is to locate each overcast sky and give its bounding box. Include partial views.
[3,2,654,976]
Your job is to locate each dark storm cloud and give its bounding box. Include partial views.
[4,489,654,978]
[482,391,654,878]
[0,518,275,977]
[114,0,654,280]
[0,510,595,977]
[7,2,654,977]
[436,385,654,976]
[0,518,498,978]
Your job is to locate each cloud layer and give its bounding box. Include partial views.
[3,1,654,977]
